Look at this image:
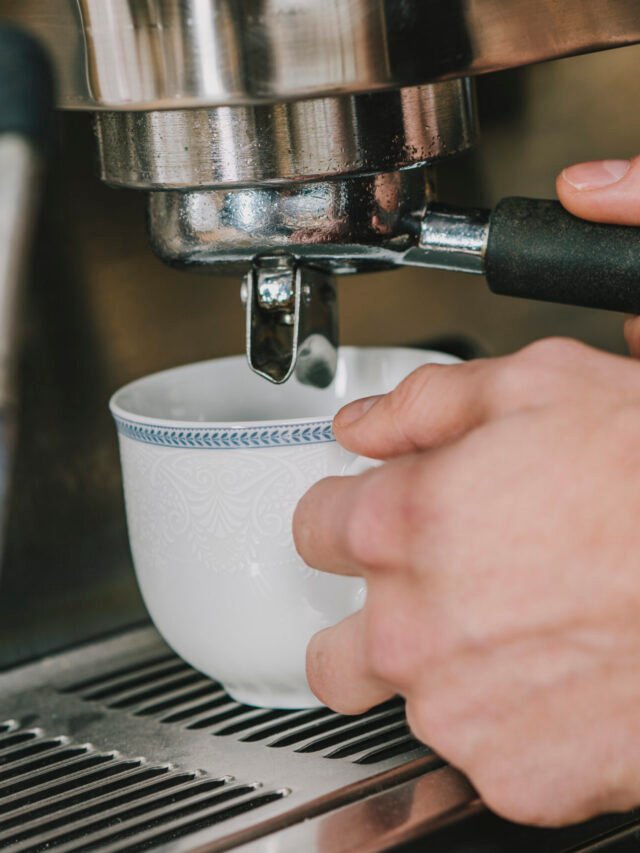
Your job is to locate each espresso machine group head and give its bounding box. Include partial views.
[6,0,640,388]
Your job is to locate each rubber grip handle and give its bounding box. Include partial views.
[485,197,640,314]
[0,25,53,147]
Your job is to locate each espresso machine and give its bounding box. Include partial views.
[2,2,640,851]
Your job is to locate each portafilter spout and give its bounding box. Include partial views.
[242,256,339,389]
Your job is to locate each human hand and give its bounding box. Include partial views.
[293,338,640,827]
[557,156,640,355]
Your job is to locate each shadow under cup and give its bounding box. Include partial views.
[109,347,459,709]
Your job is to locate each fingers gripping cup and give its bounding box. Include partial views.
[110,347,459,708]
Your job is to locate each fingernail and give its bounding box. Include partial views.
[562,159,630,190]
[337,395,382,426]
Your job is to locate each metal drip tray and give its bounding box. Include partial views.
[0,627,477,852]
[58,653,425,767]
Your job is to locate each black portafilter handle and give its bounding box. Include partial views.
[485,197,640,314]
[0,23,54,148]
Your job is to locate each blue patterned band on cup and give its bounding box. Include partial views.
[113,416,336,450]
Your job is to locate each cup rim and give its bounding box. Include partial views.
[109,347,458,450]
[110,347,456,428]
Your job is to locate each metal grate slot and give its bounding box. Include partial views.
[267,702,402,749]
[0,764,170,822]
[0,767,185,840]
[195,707,293,737]
[99,790,289,853]
[356,736,428,765]
[296,714,408,754]
[186,704,273,731]
[0,721,17,734]
[0,721,289,853]
[108,672,207,710]
[0,749,106,791]
[1,737,67,767]
[324,724,415,759]
[1,774,223,846]
[0,730,39,750]
[216,709,298,737]
[136,683,220,717]
[83,663,195,704]
[61,652,429,767]
[13,783,280,852]
[239,708,333,742]
[60,655,176,695]
[159,693,231,724]
[85,665,191,703]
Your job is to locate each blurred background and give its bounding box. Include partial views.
[2,44,639,668]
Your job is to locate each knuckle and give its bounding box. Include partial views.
[406,696,468,766]
[406,699,444,748]
[519,336,586,365]
[394,364,437,407]
[364,592,429,692]
[404,701,430,745]
[473,763,567,826]
[468,747,595,827]
[346,462,428,572]
[488,337,587,404]
[488,357,529,404]
[388,365,444,442]
[475,770,540,824]
[366,619,404,685]
[395,464,429,541]
[343,480,383,567]
[461,743,549,825]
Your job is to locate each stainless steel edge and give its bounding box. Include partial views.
[94,80,475,189]
[231,768,481,853]
[1,0,639,110]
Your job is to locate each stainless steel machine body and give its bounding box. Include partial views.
[4,2,640,851]
[4,0,640,111]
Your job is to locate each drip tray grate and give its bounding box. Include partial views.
[0,720,287,852]
[1,626,467,851]
[60,653,425,766]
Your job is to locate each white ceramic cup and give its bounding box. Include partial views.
[110,347,459,709]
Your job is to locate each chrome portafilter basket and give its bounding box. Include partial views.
[97,77,477,386]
